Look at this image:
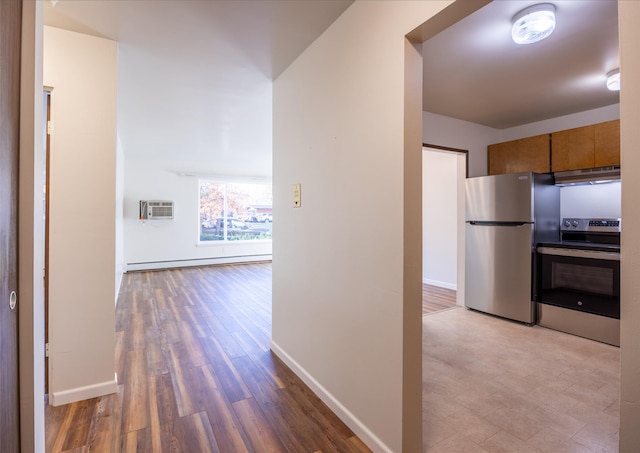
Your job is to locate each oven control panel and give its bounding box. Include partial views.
[561,218,621,232]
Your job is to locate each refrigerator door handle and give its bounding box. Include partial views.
[468,221,531,227]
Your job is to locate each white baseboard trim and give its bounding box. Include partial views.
[270,341,392,453]
[49,374,118,406]
[125,254,272,272]
[115,266,124,306]
[422,278,457,291]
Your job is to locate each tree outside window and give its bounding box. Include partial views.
[199,181,272,241]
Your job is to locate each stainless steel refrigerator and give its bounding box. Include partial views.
[464,172,559,324]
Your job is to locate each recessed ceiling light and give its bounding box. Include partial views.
[512,3,556,45]
[606,69,620,91]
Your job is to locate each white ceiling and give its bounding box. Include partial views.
[44,0,353,176]
[423,0,619,129]
[44,0,619,172]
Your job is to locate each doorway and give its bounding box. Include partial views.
[422,145,467,314]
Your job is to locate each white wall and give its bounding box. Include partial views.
[498,104,620,142]
[619,2,640,449]
[422,148,459,290]
[44,26,118,405]
[273,2,455,451]
[123,158,272,270]
[560,182,621,219]
[423,111,498,177]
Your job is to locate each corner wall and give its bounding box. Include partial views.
[619,1,640,450]
[272,2,454,451]
[44,26,118,405]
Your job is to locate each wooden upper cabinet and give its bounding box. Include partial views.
[488,140,517,175]
[594,119,620,167]
[488,134,550,175]
[551,120,620,171]
[517,134,551,173]
[489,120,619,175]
[551,125,595,172]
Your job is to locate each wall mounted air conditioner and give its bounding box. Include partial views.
[139,200,174,220]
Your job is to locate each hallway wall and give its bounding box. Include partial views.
[44,26,118,405]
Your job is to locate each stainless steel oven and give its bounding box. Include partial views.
[536,218,620,346]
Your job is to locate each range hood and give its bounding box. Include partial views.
[554,166,621,186]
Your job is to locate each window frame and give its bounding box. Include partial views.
[198,178,273,244]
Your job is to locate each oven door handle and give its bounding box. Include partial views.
[537,246,620,261]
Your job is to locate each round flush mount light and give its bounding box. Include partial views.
[606,69,620,91]
[512,3,556,45]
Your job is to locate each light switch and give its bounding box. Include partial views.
[293,183,301,207]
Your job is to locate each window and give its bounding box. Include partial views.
[199,181,272,242]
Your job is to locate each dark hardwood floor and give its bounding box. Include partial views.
[422,284,457,315]
[45,263,371,452]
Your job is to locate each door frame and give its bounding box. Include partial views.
[18,2,47,451]
[422,143,468,306]
[44,89,52,394]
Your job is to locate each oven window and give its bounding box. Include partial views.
[552,262,614,296]
[538,253,620,318]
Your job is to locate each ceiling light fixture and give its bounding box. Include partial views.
[606,69,620,91]
[511,3,556,45]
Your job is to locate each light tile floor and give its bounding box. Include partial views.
[423,307,620,452]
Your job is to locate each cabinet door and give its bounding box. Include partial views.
[488,140,517,175]
[594,119,620,167]
[551,125,595,172]
[488,135,550,175]
[515,134,550,173]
